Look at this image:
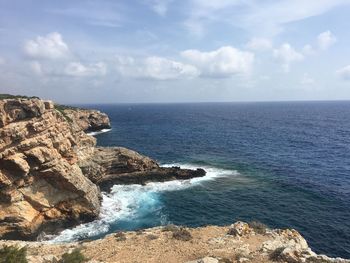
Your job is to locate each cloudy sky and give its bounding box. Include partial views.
[1,0,350,103]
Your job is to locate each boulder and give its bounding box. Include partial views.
[261,229,316,262]
[227,221,254,237]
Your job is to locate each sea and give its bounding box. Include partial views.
[51,101,350,258]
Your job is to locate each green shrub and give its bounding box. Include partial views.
[269,246,285,261]
[60,249,87,263]
[306,257,331,263]
[161,224,179,232]
[54,105,73,123]
[227,227,239,236]
[146,234,158,240]
[135,229,144,235]
[248,221,268,234]
[0,245,28,263]
[218,257,233,263]
[115,231,127,241]
[0,94,39,100]
[172,228,192,241]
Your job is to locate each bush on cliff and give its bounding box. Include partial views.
[269,246,286,261]
[60,249,87,263]
[54,105,73,123]
[115,231,127,241]
[0,245,28,263]
[0,94,39,100]
[172,228,192,241]
[248,221,268,234]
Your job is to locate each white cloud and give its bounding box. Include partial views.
[302,31,337,55]
[24,32,69,59]
[146,0,173,16]
[317,31,337,50]
[302,44,316,55]
[64,62,107,77]
[185,0,350,36]
[30,61,43,75]
[273,43,304,72]
[115,55,199,80]
[336,65,350,80]
[181,46,254,78]
[47,2,124,28]
[246,37,272,51]
[184,0,242,36]
[0,56,5,65]
[301,73,315,85]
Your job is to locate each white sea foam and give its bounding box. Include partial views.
[48,163,238,243]
[86,128,112,136]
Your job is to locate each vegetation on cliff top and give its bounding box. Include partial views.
[60,249,87,263]
[0,245,28,263]
[0,94,39,100]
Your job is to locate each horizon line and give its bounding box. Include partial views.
[68,99,350,106]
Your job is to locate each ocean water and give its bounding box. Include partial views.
[53,102,350,258]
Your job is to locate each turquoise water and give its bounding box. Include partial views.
[53,102,350,258]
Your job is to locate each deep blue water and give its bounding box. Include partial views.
[57,102,350,258]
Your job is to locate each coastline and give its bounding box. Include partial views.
[0,96,206,240]
[0,96,349,262]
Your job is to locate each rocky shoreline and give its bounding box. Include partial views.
[0,97,206,240]
[0,96,349,263]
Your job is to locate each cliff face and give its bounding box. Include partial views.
[62,107,111,132]
[0,98,101,240]
[0,97,206,240]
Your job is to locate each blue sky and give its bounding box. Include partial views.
[1,0,350,103]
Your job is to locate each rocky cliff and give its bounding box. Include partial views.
[0,96,206,240]
[60,105,111,132]
[0,98,101,240]
[1,221,348,263]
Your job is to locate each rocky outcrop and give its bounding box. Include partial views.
[78,147,159,183]
[61,106,111,132]
[97,166,206,190]
[0,98,101,240]
[1,221,348,263]
[0,96,206,240]
[79,147,206,190]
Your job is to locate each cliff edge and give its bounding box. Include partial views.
[1,221,348,263]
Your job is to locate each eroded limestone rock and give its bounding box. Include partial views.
[0,98,101,240]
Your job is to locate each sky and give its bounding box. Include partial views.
[0,0,350,103]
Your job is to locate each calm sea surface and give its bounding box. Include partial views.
[54,102,350,258]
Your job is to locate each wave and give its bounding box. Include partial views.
[86,128,112,136]
[47,163,238,243]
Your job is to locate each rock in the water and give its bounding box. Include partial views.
[78,147,159,184]
[79,147,206,190]
[97,165,206,190]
